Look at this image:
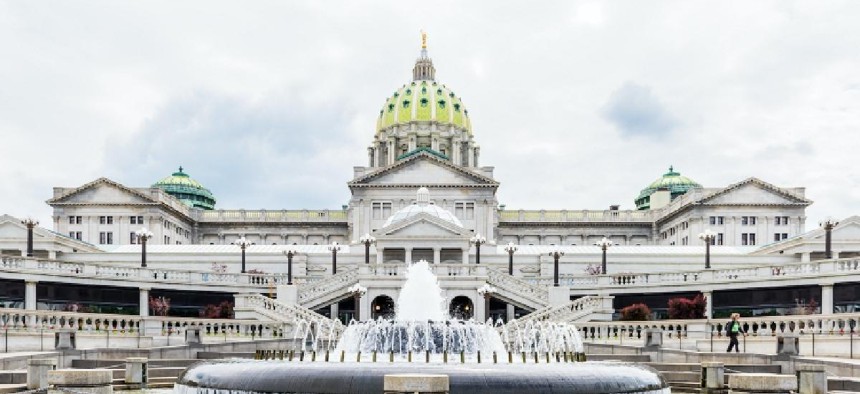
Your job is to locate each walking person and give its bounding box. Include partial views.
[726,313,747,353]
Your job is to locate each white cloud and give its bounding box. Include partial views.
[1,0,858,231]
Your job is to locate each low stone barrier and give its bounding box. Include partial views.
[27,358,57,390]
[727,373,796,394]
[47,369,113,394]
[384,374,449,394]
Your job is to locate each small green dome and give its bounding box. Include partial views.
[153,166,216,210]
[376,80,472,134]
[635,166,701,210]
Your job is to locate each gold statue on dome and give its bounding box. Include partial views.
[421,30,427,49]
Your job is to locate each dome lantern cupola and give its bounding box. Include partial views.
[635,166,702,210]
[152,166,217,210]
[412,31,435,81]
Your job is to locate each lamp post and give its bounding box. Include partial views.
[21,218,38,258]
[349,284,367,321]
[470,233,487,265]
[283,249,298,285]
[359,234,376,264]
[595,237,613,275]
[134,228,154,268]
[236,236,251,273]
[820,217,839,259]
[503,242,518,275]
[548,247,564,287]
[328,241,342,274]
[477,284,497,322]
[698,229,717,269]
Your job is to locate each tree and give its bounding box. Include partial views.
[620,303,652,321]
[668,294,706,319]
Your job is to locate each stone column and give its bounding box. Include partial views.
[139,288,150,317]
[330,304,339,321]
[462,248,470,265]
[27,358,57,390]
[376,247,385,264]
[833,251,841,259]
[433,247,441,265]
[796,365,827,394]
[368,147,375,167]
[703,290,713,319]
[700,362,725,393]
[404,248,413,264]
[801,252,811,263]
[821,284,834,315]
[506,304,515,322]
[25,280,37,311]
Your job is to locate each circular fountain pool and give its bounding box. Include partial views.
[175,360,669,394]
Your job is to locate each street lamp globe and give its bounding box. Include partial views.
[595,237,613,249]
[236,237,251,248]
[698,229,717,243]
[359,234,376,245]
[470,234,486,246]
[134,227,154,241]
[503,242,518,254]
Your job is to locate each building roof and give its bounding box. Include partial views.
[152,167,216,210]
[636,166,702,209]
[382,187,463,228]
[107,244,351,254]
[494,244,757,256]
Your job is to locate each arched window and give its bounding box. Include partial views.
[449,296,474,320]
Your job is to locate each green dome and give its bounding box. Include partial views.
[153,166,216,210]
[635,166,701,210]
[376,80,472,134]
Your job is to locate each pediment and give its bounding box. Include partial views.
[377,213,469,238]
[0,221,25,238]
[700,178,811,206]
[48,178,155,205]
[810,218,860,241]
[350,152,498,187]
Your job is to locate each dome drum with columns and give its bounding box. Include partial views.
[370,37,479,169]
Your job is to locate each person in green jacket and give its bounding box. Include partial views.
[726,313,747,352]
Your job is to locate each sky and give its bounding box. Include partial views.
[1,1,858,231]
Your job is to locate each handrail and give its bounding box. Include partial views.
[503,296,602,328]
[486,267,549,307]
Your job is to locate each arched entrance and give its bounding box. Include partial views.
[449,296,474,320]
[371,295,395,320]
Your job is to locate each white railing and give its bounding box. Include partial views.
[297,268,359,309]
[575,313,860,341]
[0,307,283,337]
[486,267,549,307]
[498,209,654,223]
[235,294,338,329]
[504,296,603,328]
[363,263,488,278]
[195,209,349,223]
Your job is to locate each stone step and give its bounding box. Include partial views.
[0,383,26,393]
[829,376,860,392]
[646,362,701,372]
[586,354,650,362]
[197,351,256,359]
[0,371,25,385]
[725,364,781,374]
[657,371,700,383]
[72,359,198,369]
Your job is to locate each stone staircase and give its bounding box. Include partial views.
[486,268,549,311]
[298,268,359,311]
[234,293,342,335]
[72,358,199,388]
[502,295,611,329]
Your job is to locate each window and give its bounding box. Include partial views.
[69,231,82,240]
[717,233,724,245]
[709,216,715,225]
[69,216,75,224]
[681,236,689,245]
[99,216,113,225]
[99,232,113,245]
[774,233,788,241]
[130,232,137,244]
[76,216,82,224]
[164,236,170,244]
[454,202,475,220]
[130,216,144,225]
[741,216,756,226]
[775,216,789,226]
[709,216,725,225]
[372,202,392,220]
[741,233,756,246]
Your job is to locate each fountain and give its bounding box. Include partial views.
[174,260,669,393]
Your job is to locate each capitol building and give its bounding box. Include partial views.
[1,40,859,325]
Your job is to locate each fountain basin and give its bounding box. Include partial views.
[174,360,669,394]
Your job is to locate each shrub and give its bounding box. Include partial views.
[149,296,171,316]
[668,294,706,319]
[620,303,651,321]
[200,301,235,319]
